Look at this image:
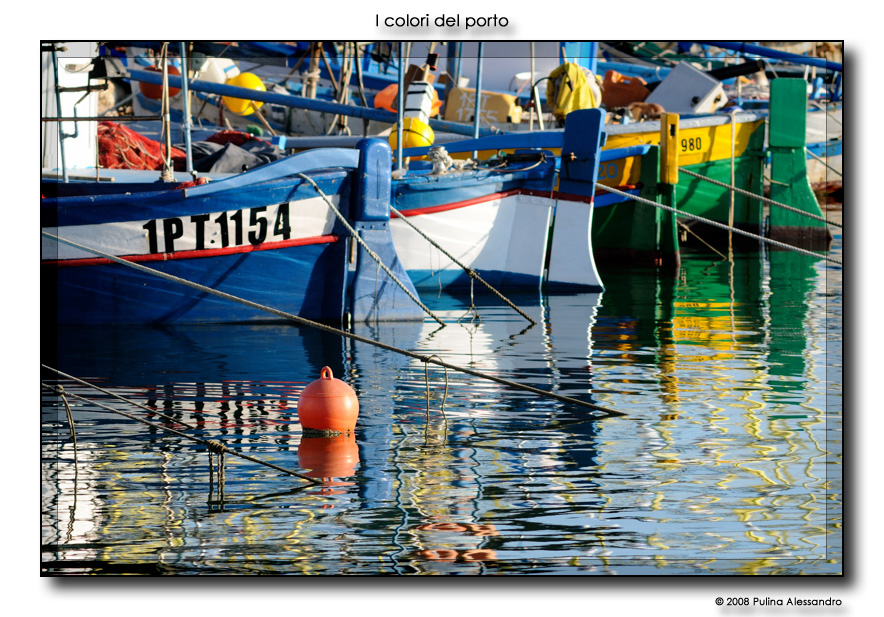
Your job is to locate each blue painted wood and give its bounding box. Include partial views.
[45,242,347,324]
[401,135,648,164]
[184,147,360,198]
[593,187,642,209]
[352,139,393,221]
[600,145,652,161]
[559,108,605,198]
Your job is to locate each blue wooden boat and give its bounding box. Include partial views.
[41,139,426,325]
[389,109,607,291]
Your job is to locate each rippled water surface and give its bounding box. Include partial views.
[42,224,842,575]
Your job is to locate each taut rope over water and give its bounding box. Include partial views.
[389,204,536,325]
[42,232,627,418]
[595,185,842,265]
[677,167,842,228]
[804,147,842,178]
[41,368,321,485]
[295,172,446,327]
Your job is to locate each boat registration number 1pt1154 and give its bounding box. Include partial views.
[141,200,334,255]
[46,198,339,263]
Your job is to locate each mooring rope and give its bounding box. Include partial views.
[808,100,842,126]
[458,277,482,325]
[294,173,446,327]
[42,231,626,418]
[594,186,842,265]
[677,220,727,260]
[41,375,321,485]
[677,167,842,228]
[805,147,843,178]
[53,384,79,471]
[389,204,536,325]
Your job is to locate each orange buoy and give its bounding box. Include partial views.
[139,65,181,100]
[373,83,398,112]
[374,84,441,117]
[297,366,359,435]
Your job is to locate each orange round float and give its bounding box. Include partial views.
[138,65,181,100]
[297,366,359,435]
[373,83,441,116]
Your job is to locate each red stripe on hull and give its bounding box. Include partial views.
[391,187,596,218]
[391,189,524,218]
[45,234,340,267]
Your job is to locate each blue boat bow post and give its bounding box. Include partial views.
[350,138,426,323]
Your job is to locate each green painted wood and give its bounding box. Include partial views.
[769,78,807,148]
[767,78,829,244]
[677,156,765,230]
[591,146,682,267]
[593,147,659,261]
[769,149,829,230]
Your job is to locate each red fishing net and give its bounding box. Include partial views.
[98,121,186,170]
[205,130,267,147]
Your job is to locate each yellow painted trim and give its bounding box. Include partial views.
[452,118,763,190]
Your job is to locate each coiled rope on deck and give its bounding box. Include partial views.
[389,204,536,325]
[677,167,842,228]
[42,231,626,418]
[295,172,445,327]
[595,185,842,265]
[42,367,321,485]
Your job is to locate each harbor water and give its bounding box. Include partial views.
[41,213,842,575]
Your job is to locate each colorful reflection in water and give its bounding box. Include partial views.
[42,227,841,575]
